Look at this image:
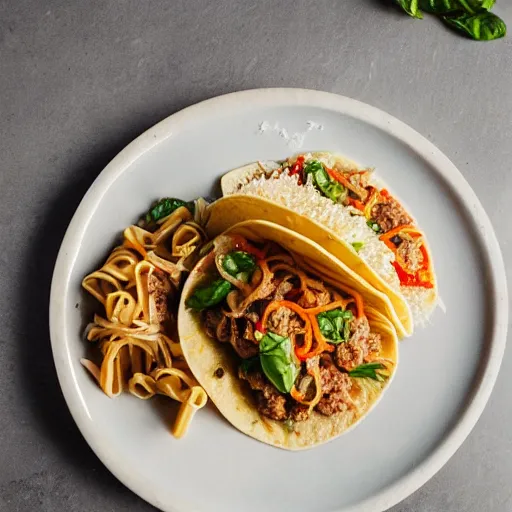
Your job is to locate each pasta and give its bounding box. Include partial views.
[81,202,208,438]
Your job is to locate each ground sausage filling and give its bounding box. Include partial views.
[187,236,391,425]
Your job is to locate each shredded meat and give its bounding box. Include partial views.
[335,317,381,370]
[335,343,364,371]
[368,333,381,354]
[148,270,171,323]
[246,311,260,324]
[290,403,310,422]
[297,287,331,308]
[315,355,352,416]
[243,320,256,343]
[239,369,288,421]
[269,307,303,338]
[230,319,258,359]
[272,278,294,301]
[371,196,412,233]
[396,237,424,273]
[203,309,230,342]
[349,316,371,347]
[204,310,258,357]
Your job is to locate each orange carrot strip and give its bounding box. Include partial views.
[261,301,313,359]
[379,224,420,241]
[302,300,346,315]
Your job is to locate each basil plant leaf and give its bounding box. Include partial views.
[419,0,495,13]
[394,0,423,18]
[304,160,347,203]
[259,332,298,394]
[349,362,387,381]
[146,197,194,223]
[222,251,256,278]
[443,11,506,40]
[186,279,232,311]
[317,309,353,344]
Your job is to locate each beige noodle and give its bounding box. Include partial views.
[81,204,207,437]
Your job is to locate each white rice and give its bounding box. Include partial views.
[232,169,437,326]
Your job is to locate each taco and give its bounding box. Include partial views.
[178,220,398,450]
[215,152,438,333]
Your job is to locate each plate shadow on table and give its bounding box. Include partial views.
[13,111,195,508]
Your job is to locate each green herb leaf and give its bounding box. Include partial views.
[317,309,354,344]
[394,0,423,18]
[419,0,495,14]
[348,362,387,381]
[351,241,364,253]
[366,220,382,233]
[259,332,299,394]
[443,11,506,40]
[222,251,256,279]
[304,160,347,203]
[146,198,193,223]
[185,279,232,311]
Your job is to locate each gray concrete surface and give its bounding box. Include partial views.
[1,0,511,511]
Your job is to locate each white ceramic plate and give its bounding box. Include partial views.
[50,89,508,512]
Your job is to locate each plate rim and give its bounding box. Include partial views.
[49,88,509,512]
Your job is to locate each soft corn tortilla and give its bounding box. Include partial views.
[178,220,399,450]
[206,194,412,338]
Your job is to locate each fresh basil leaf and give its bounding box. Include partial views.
[348,362,387,381]
[259,332,298,394]
[443,11,506,40]
[317,309,353,344]
[351,241,364,252]
[419,0,495,14]
[304,160,347,203]
[186,279,232,311]
[394,0,423,18]
[146,198,193,223]
[222,251,256,278]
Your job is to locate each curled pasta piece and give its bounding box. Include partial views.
[82,271,122,305]
[145,251,183,288]
[172,223,203,258]
[100,337,156,398]
[152,368,207,438]
[105,291,139,326]
[124,226,155,257]
[134,260,157,324]
[90,314,160,337]
[128,373,157,400]
[173,387,208,439]
[152,207,192,245]
[103,247,140,285]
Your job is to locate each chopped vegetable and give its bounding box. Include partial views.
[222,251,257,281]
[348,363,387,381]
[367,220,382,233]
[380,226,434,288]
[351,241,364,253]
[304,160,347,203]
[145,198,193,223]
[259,332,299,394]
[317,309,354,344]
[186,279,232,310]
